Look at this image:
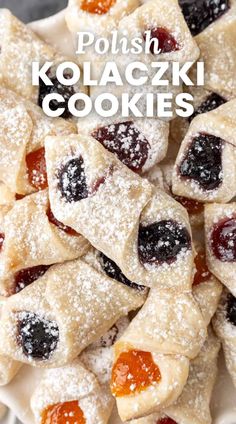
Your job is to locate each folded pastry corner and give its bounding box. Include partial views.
[114,287,207,360]
[0,183,15,211]
[31,358,112,424]
[146,160,205,228]
[0,403,6,420]
[164,327,220,424]
[0,296,22,386]
[186,0,236,98]
[213,288,236,388]
[0,354,21,387]
[192,239,222,326]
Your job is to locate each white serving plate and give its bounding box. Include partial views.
[0,8,236,424]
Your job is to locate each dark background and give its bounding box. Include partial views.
[0,0,67,22]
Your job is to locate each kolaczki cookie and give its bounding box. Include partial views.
[0,0,235,424]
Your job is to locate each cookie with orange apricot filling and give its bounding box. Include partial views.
[213,289,236,388]
[110,287,208,420]
[65,0,139,56]
[205,202,236,297]
[111,349,189,421]
[0,87,76,196]
[129,328,220,424]
[0,258,145,367]
[0,10,87,110]
[0,190,89,296]
[172,100,236,204]
[30,318,129,424]
[46,133,194,290]
[31,359,112,424]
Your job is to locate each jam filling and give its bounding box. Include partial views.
[0,233,5,252]
[90,165,114,194]
[99,252,145,290]
[92,121,150,172]
[226,293,236,326]
[193,250,211,286]
[38,71,75,120]
[189,93,226,123]
[17,312,59,360]
[157,419,178,424]
[172,192,204,215]
[58,157,88,203]
[138,220,191,265]
[211,216,236,262]
[41,401,85,424]
[15,194,25,201]
[179,133,223,191]
[99,323,120,348]
[58,157,111,202]
[144,27,179,54]
[111,350,161,396]
[26,147,48,190]
[47,207,79,236]
[81,0,115,14]
[179,0,230,36]
[12,265,50,294]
